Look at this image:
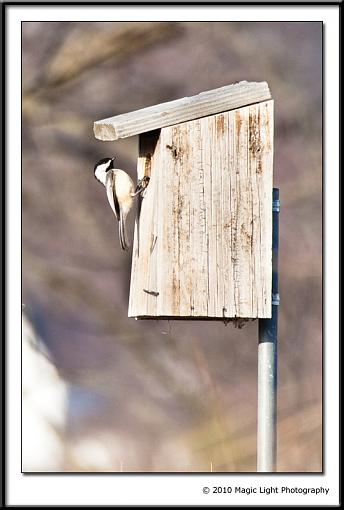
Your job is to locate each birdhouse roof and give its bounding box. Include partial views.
[93,81,271,141]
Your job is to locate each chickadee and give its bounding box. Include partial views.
[94,157,135,251]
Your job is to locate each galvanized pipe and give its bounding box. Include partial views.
[257,188,280,472]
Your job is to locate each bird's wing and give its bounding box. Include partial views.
[105,170,120,220]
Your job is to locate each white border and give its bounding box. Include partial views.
[7,5,339,507]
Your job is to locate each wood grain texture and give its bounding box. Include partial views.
[94,81,271,141]
[128,100,274,319]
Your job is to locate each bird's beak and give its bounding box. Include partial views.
[111,157,115,161]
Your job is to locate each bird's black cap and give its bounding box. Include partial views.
[94,156,115,171]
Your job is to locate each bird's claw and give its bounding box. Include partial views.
[132,176,150,198]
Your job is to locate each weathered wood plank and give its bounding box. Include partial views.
[128,100,273,319]
[94,81,271,141]
[129,132,158,316]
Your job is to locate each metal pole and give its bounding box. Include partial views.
[257,188,280,472]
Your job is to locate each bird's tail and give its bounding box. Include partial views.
[119,211,129,251]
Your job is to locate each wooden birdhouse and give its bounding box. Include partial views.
[94,81,274,321]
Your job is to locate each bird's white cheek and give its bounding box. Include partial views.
[95,165,108,186]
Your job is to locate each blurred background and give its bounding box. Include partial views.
[22,21,322,472]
